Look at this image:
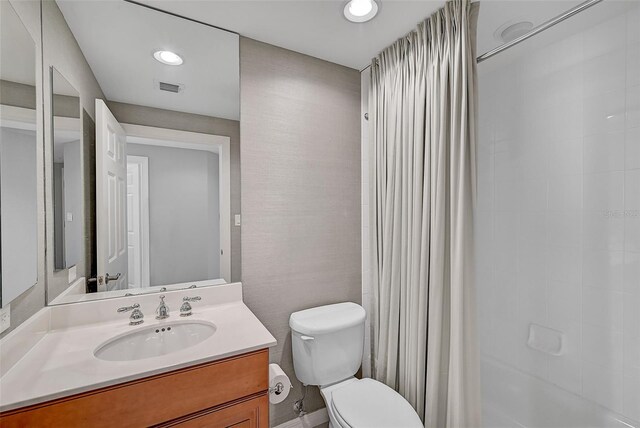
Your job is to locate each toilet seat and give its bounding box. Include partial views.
[329,378,423,428]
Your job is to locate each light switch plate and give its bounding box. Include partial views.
[68,265,77,283]
[234,214,241,226]
[0,304,10,334]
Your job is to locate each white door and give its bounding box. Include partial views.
[126,155,149,288]
[96,99,127,291]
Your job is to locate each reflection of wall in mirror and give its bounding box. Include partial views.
[52,137,83,271]
[0,81,36,110]
[0,127,38,304]
[108,101,241,283]
[63,140,82,267]
[127,143,220,286]
[52,162,64,268]
[42,0,107,308]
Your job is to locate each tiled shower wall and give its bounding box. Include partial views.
[476,3,640,421]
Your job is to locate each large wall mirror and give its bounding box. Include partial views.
[45,0,240,304]
[0,1,39,308]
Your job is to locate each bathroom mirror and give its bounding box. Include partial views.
[51,68,82,272]
[0,0,39,307]
[45,0,240,304]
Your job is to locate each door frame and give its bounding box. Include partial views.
[121,123,232,283]
[126,155,150,288]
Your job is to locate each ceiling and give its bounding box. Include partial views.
[57,0,240,120]
[54,0,587,123]
[135,0,583,70]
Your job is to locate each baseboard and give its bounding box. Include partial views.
[274,408,329,428]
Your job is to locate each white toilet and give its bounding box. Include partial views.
[289,302,423,428]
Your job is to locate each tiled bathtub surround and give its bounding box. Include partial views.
[476,2,640,424]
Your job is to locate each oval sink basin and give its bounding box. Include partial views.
[94,320,216,362]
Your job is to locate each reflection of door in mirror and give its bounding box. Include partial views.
[0,1,38,307]
[95,100,127,291]
[51,68,81,272]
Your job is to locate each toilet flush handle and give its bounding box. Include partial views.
[300,335,314,341]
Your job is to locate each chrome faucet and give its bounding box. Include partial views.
[156,295,170,320]
[117,303,144,326]
[180,296,201,317]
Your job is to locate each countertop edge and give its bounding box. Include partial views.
[0,339,277,413]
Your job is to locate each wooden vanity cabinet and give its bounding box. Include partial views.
[0,349,269,428]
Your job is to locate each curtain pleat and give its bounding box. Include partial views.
[369,1,481,426]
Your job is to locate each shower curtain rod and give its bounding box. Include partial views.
[359,0,604,72]
[476,0,603,63]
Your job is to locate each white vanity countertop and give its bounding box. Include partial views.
[0,284,276,412]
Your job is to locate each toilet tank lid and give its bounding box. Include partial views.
[289,302,365,335]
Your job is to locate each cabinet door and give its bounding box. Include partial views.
[166,394,268,428]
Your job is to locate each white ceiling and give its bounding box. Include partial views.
[135,0,583,70]
[57,0,240,120]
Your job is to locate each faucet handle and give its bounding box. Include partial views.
[117,303,144,326]
[117,303,140,313]
[156,295,170,320]
[180,296,201,317]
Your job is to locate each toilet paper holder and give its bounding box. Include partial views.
[268,363,292,404]
[269,381,292,395]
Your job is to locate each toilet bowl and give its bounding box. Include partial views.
[321,377,423,428]
[289,302,422,428]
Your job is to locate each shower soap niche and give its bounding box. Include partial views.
[526,324,565,356]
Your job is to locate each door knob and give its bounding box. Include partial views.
[105,272,121,284]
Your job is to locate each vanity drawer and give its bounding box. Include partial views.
[0,349,268,428]
[158,393,268,428]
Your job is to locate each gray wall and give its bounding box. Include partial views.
[127,143,220,285]
[0,128,38,305]
[240,38,362,425]
[108,102,241,283]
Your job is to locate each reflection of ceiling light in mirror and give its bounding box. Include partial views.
[344,0,378,23]
[153,50,183,66]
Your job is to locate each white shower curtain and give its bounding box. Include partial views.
[369,1,481,426]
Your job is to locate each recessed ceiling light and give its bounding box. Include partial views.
[344,0,378,23]
[153,50,183,66]
[494,20,534,44]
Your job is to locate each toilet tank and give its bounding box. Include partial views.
[289,302,366,386]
